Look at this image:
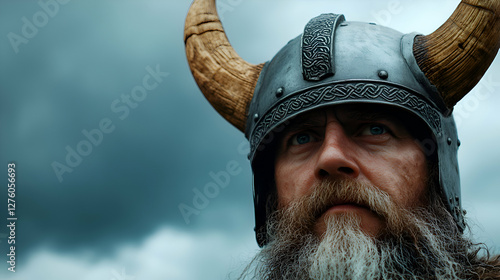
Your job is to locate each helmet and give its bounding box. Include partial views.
[184,0,500,247]
[246,14,462,246]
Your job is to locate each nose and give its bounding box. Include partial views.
[315,121,360,179]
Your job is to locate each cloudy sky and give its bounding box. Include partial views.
[0,0,499,279]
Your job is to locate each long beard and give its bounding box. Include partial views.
[242,179,474,280]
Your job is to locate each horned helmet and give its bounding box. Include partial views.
[184,0,500,246]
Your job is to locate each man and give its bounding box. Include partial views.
[184,0,500,279]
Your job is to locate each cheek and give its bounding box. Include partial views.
[392,149,428,207]
[274,157,290,206]
[365,145,428,208]
[275,156,315,207]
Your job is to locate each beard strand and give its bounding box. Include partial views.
[309,213,382,279]
[240,179,474,280]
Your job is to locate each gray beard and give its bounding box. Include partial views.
[240,179,475,280]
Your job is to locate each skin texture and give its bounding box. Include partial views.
[274,104,429,237]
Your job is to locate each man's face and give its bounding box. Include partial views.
[274,104,429,238]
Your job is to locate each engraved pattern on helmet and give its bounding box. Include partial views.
[301,14,345,81]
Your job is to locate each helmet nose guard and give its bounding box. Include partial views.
[246,14,463,247]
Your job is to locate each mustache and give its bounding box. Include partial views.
[275,179,406,236]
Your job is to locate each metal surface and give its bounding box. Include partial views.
[301,13,345,81]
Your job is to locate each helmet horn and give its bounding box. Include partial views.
[414,0,500,108]
[184,0,265,131]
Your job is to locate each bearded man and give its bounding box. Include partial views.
[184,0,500,279]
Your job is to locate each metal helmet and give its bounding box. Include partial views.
[184,0,500,247]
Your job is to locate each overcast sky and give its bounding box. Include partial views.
[0,0,499,279]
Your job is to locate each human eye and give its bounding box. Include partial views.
[359,124,389,136]
[289,131,317,146]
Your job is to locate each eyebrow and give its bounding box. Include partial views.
[279,106,411,140]
[282,112,326,133]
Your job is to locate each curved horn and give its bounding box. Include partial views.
[184,0,264,131]
[414,0,500,108]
